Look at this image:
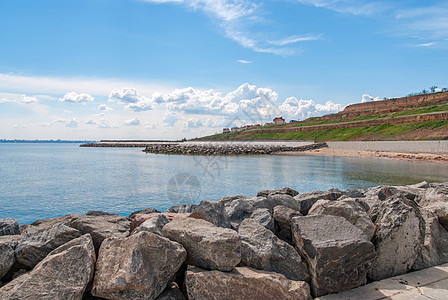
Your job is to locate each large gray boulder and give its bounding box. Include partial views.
[417,183,448,206]
[368,195,425,281]
[273,205,302,243]
[185,266,311,300]
[92,232,186,300]
[413,209,448,270]
[424,202,448,231]
[257,187,299,198]
[218,195,249,206]
[292,215,375,297]
[308,199,376,240]
[22,214,131,251]
[0,234,96,300]
[189,200,231,228]
[0,218,20,236]
[66,214,130,250]
[252,194,301,212]
[293,189,344,215]
[0,243,15,280]
[128,207,160,220]
[155,283,185,300]
[225,198,255,230]
[15,223,81,268]
[165,204,197,213]
[132,214,169,236]
[238,219,309,281]
[162,217,241,271]
[248,208,275,232]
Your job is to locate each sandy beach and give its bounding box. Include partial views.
[278,148,448,163]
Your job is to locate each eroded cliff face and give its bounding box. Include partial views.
[341,91,448,117]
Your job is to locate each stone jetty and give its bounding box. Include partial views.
[142,142,327,155]
[1,182,448,299]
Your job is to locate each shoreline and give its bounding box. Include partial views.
[277,148,448,163]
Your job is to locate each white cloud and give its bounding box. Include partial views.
[0,93,38,104]
[66,118,79,128]
[59,92,94,104]
[361,94,380,103]
[19,95,38,104]
[109,87,143,103]
[268,34,322,46]
[237,59,252,64]
[86,119,96,125]
[164,112,181,126]
[97,118,116,128]
[295,0,386,16]
[123,117,141,126]
[279,97,342,120]
[98,104,113,111]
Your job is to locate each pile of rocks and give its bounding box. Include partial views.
[1,182,448,299]
[142,142,327,155]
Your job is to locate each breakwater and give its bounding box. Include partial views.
[1,182,448,299]
[142,142,327,155]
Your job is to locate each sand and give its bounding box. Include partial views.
[277,148,448,163]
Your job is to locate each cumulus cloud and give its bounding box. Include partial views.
[164,112,181,127]
[65,118,79,128]
[86,119,96,125]
[279,97,342,120]
[109,88,145,103]
[361,94,380,103]
[19,95,38,104]
[59,92,94,103]
[98,104,113,111]
[97,118,116,128]
[0,94,38,104]
[123,117,141,126]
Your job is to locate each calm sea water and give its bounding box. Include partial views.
[1,143,448,225]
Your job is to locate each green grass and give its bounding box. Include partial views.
[219,121,448,142]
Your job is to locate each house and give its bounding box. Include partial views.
[265,122,273,126]
[231,127,239,132]
[273,117,285,125]
[222,128,230,133]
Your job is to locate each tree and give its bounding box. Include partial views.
[429,86,438,93]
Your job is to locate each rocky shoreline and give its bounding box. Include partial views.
[1,182,448,299]
[141,142,328,155]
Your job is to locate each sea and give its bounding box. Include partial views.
[1,143,448,225]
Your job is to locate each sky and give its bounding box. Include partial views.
[0,0,447,140]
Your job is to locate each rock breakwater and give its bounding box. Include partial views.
[1,182,448,299]
[142,142,328,155]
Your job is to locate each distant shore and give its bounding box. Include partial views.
[279,148,448,163]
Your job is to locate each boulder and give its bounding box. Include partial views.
[308,199,376,240]
[85,211,119,216]
[257,187,299,197]
[273,205,302,243]
[15,223,81,268]
[185,266,311,300]
[413,209,448,270]
[252,194,301,212]
[128,207,161,220]
[292,215,375,297]
[67,214,131,250]
[368,195,425,281]
[418,184,448,206]
[162,218,241,271]
[0,243,15,280]
[408,181,430,189]
[425,202,448,230]
[130,213,190,233]
[293,189,344,215]
[165,204,197,214]
[132,214,169,236]
[218,195,250,206]
[238,219,309,281]
[189,200,231,228]
[225,198,255,230]
[156,283,185,300]
[248,208,275,232]
[0,218,20,236]
[0,234,96,300]
[92,232,186,300]
[343,189,366,198]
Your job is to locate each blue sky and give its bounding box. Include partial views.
[0,0,447,140]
